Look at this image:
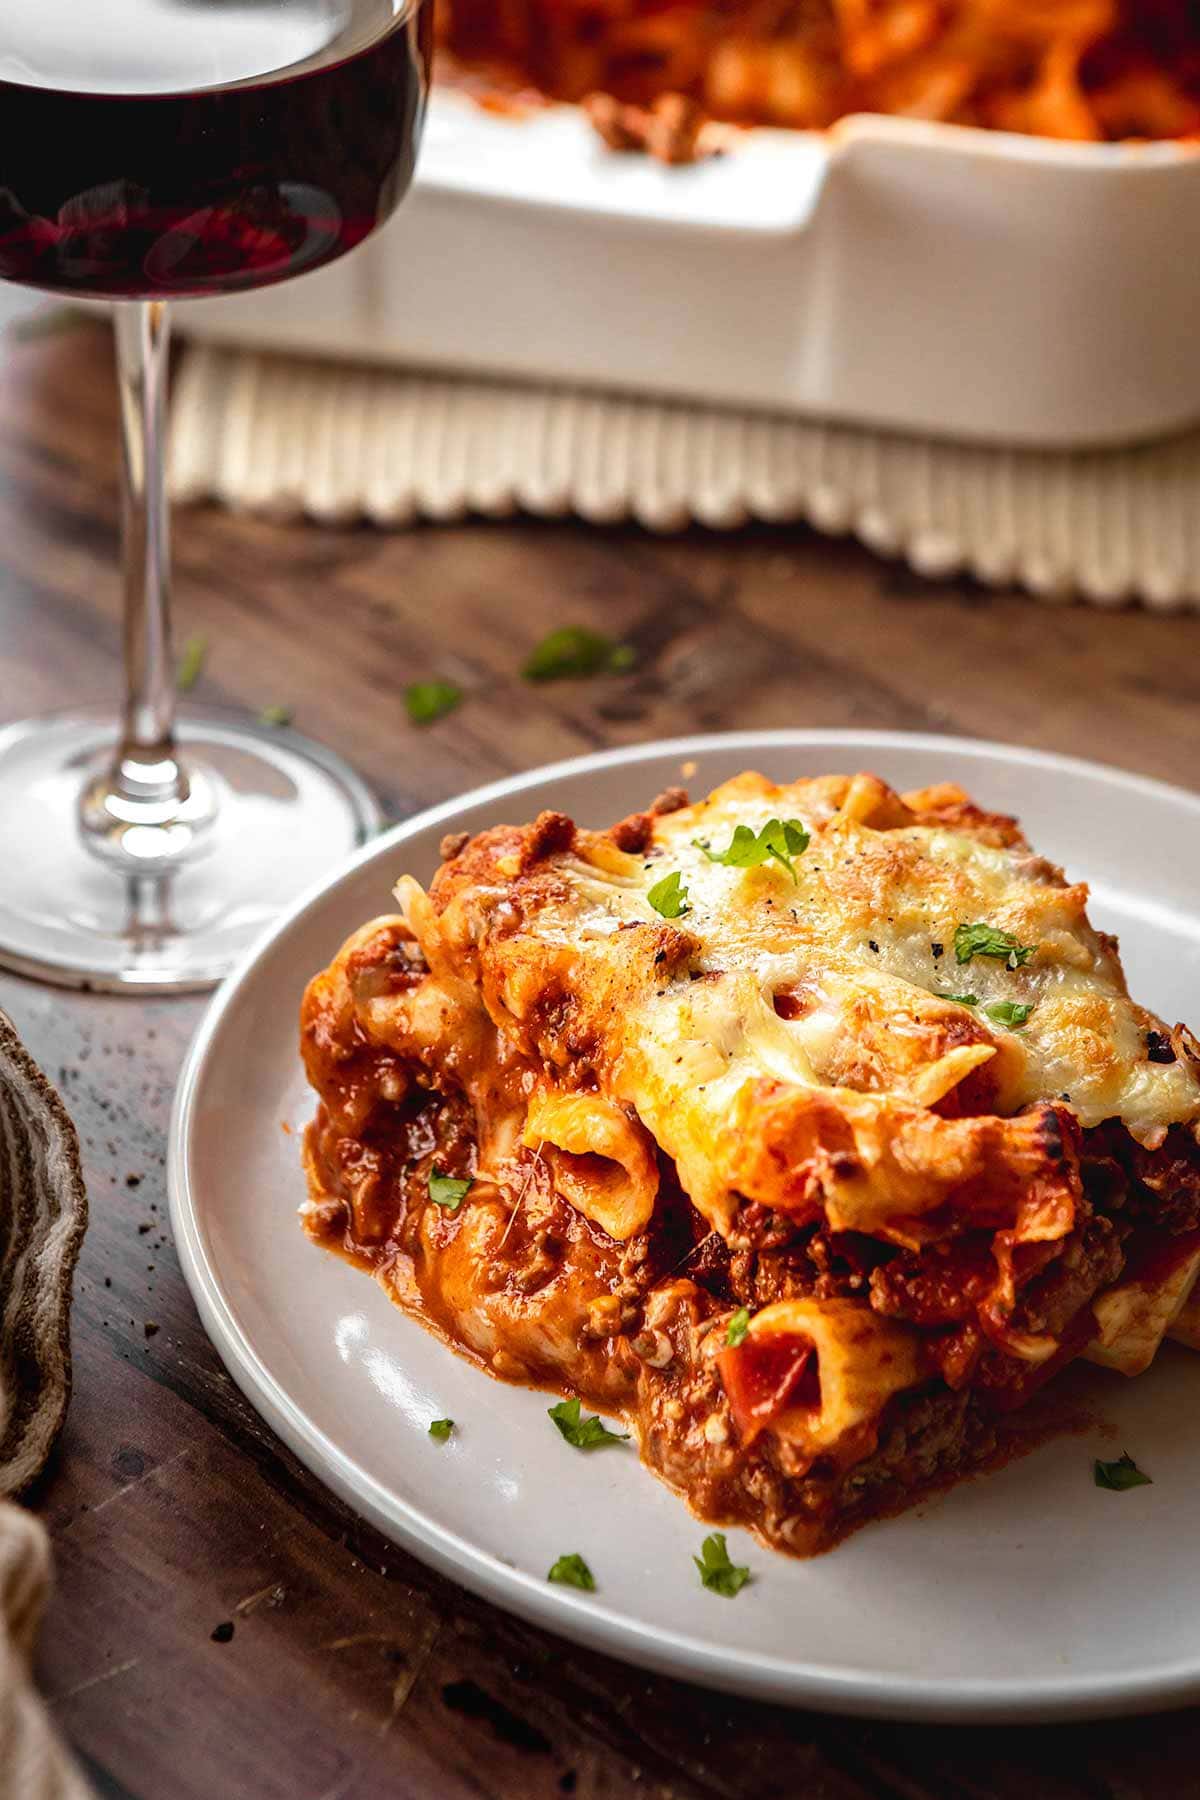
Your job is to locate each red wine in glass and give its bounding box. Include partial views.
[0,1,430,991]
[0,0,430,296]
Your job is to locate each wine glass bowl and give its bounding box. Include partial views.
[0,0,430,299]
[0,0,430,990]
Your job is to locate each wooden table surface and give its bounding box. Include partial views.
[5,322,1200,1800]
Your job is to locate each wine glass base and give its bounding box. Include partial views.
[0,706,383,993]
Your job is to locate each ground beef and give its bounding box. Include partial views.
[870,1234,998,1325]
[344,925,428,998]
[1010,1214,1126,1336]
[767,1382,1000,1551]
[807,1229,891,1288]
[612,1159,718,1315]
[1083,1118,1200,1230]
[728,1238,881,1308]
[1122,1126,1200,1234]
[727,1201,807,1254]
[831,1385,994,1507]
[1080,1139,1129,1213]
[676,1229,733,1299]
[725,1210,892,1308]
[635,1298,1002,1557]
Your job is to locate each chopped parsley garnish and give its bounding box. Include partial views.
[428,1418,455,1441]
[726,1307,751,1347]
[647,870,690,919]
[547,1553,596,1591]
[548,1396,628,1449]
[954,922,1036,969]
[693,1532,751,1597]
[696,817,810,883]
[177,633,209,692]
[257,703,293,728]
[522,627,635,683]
[984,1000,1033,1028]
[941,992,979,1007]
[406,679,462,725]
[428,1169,473,1210]
[1094,1452,1152,1491]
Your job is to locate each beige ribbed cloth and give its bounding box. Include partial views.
[0,1509,91,1800]
[0,1011,91,1800]
[169,344,1200,611]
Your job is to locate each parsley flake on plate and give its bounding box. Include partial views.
[694,1532,751,1597]
[257,703,293,728]
[696,818,809,883]
[548,1396,628,1449]
[177,633,209,693]
[1094,1452,1152,1491]
[521,627,635,682]
[428,1169,473,1210]
[647,870,690,919]
[428,1418,455,1442]
[954,922,1036,969]
[406,679,462,725]
[941,992,979,1007]
[547,1553,596,1591]
[726,1307,751,1347]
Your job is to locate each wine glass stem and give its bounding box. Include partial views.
[79,301,217,868]
[116,299,177,759]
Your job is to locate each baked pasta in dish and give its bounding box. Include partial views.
[436,0,1200,148]
[300,771,1200,1556]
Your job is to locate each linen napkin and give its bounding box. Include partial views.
[0,1009,91,1800]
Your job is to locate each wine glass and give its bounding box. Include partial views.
[0,0,429,990]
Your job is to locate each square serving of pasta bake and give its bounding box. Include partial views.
[299,770,1200,1557]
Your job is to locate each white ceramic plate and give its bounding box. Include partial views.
[169,731,1200,1722]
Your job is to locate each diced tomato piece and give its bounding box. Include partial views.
[718,1334,815,1442]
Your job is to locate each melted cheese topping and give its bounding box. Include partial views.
[565,781,1196,1134]
[413,772,1200,1244]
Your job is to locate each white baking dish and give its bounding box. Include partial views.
[181,90,1200,448]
